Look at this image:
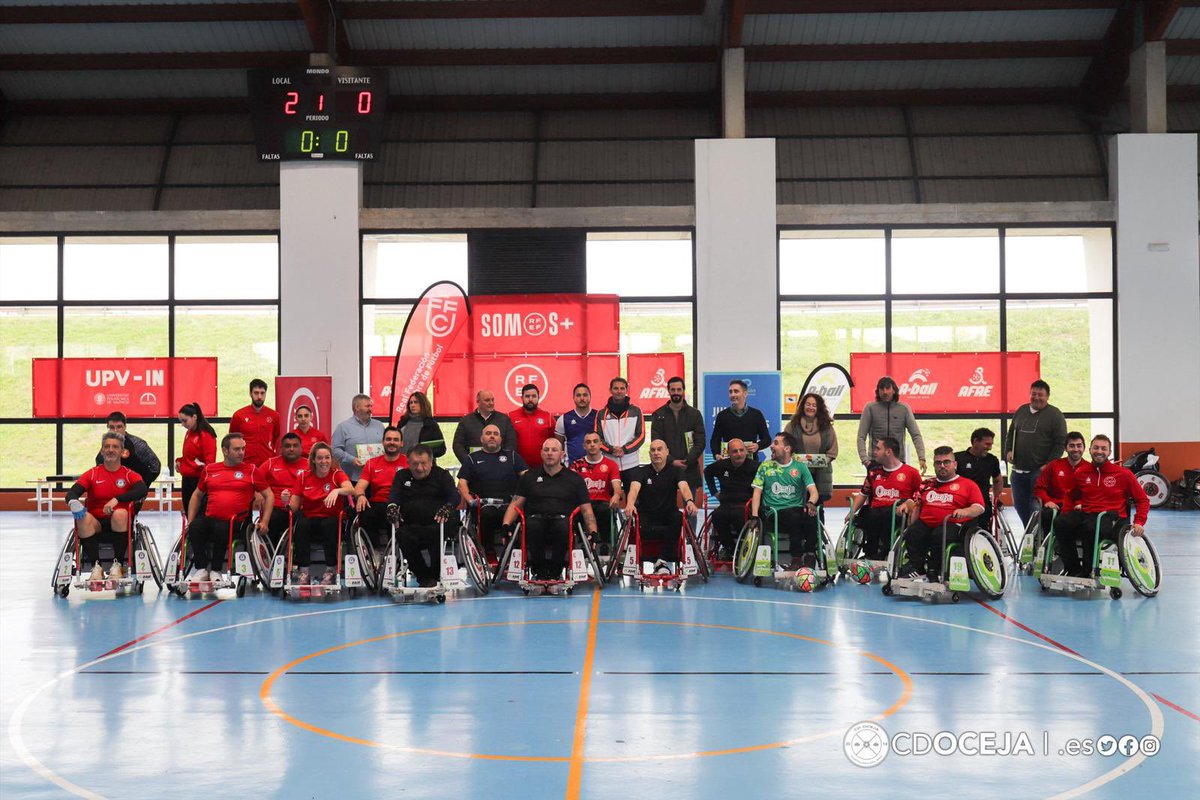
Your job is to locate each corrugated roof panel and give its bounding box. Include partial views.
[744,10,1114,45]
[388,111,538,140]
[164,144,278,184]
[920,177,1105,202]
[538,141,693,181]
[540,109,717,139]
[1165,7,1200,38]
[0,115,173,144]
[390,63,717,95]
[748,107,906,136]
[365,183,533,209]
[16,0,284,5]
[174,114,255,143]
[1167,101,1200,131]
[778,179,916,205]
[0,187,155,212]
[371,141,534,182]
[1167,56,1200,85]
[748,59,1090,92]
[537,182,694,207]
[0,22,309,54]
[0,146,165,185]
[777,137,911,180]
[0,70,247,99]
[915,135,1100,177]
[348,16,719,50]
[908,105,1089,134]
[158,186,279,210]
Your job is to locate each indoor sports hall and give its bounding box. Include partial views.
[2,3,1199,799]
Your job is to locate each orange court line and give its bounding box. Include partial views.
[565,587,602,800]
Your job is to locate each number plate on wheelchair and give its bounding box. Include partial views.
[506,549,524,583]
[344,554,365,588]
[56,552,74,586]
[441,555,467,588]
[570,549,588,582]
[269,555,286,588]
[134,549,151,579]
[622,544,638,577]
[1100,549,1121,587]
[234,551,252,576]
[753,545,773,577]
[948,555,970,592]
[682,544,698,577]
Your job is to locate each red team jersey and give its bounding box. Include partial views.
[571,456,621,502]
[262,456,309,508]
[916,476,985,527]
[293,427,328,458]
[1067,460,1150,526]
[75,465,143,517]
[294,469,352,518]
[197,462,269,520]
[509,407,557,470]
[228,404,281,467]
[860,463,921,509]
[359,454,409,503]
[1034,456,1076,506]
[177,430,216,479]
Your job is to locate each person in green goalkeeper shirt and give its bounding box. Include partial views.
[749,432,820,569]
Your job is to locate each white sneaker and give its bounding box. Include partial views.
[88,563,105,581]
[190,568,210,583]
[107,562,124,580]
[654,560,672,575]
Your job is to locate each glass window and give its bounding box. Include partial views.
[0,307,57,418]
[1005,299,1113,413]
[63,237,168,301]
[0,424,57,487]
[779,230,885,295]
[891,300,1001,352]
[175,236,279,300]
[780,300,885,393]
[363,234,467,299]
[362,303,412,391]
[0,237,57,301]
[619,302,695,391]
[174,306,278,416]
[62,422,168,479]
[891,229,1000,294]
[63,306,168,358]
[587,232,693,297]
[1004,228,1113,294]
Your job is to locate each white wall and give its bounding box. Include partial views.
[1111,134,1200,443]
[279,162,362,407]
[694,138,778,375]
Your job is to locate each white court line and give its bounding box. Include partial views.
[7,592,1163,800]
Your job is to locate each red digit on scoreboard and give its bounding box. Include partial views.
[357,91,372,114]
[284,91,299,115]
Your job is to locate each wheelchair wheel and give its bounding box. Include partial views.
[494,522,520,583]
[135,522,165,590]
[50,527,77,594]
[966,530,1006,599]
[683,522,710,581]
[576,528,605,588]
[459,528,491,595]
[1118,529,1161,598]
[351,524,381,593]
[733,522,759,584]
[994,513,1017,561]
[248,527,276,589]
[604,522,632,583]
[1136,471,1172,510]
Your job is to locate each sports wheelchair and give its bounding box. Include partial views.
[52,501,164,598]
[608,507,709,591]
[732,503,835,591]
[496,507,604,596]
[881,517,1008,603]
[1035,509,1161,599]
[164,511,259,599]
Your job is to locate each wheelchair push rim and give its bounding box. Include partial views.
[1119,530,1161,597]
[967,529,1006,599]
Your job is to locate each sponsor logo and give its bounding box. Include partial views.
[1103,476,1118,488]
[897,473,908,482]
[323,483,331,492]
[479,312,575,338]
[875,486,901,500]
[770,483,797,497]
[115,479,126,488]
[640,367,670,400]
[899,369,939,397]
[925,490,955,504]
[789,468,799,478]
[957,366,993,398]
[505,363,549,406]
[425,296,460,338]
[234,471,244,479]
[499,455,507,463]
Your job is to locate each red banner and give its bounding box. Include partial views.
[850,352,1040,414]
[465,294,619,356]
[368,356,394,414]
[32,358,218,419]
[431,353,622,416]
[275,376,332,433]
[388,281,470,424]
[627,352,685,407]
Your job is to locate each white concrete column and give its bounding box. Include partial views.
[1129,41,1168,134]
[721,48,746,139]
[1110,134,1200,474]
[279,162,362,405]
[695,138,777,374]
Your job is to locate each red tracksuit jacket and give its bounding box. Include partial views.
[1066,459,1150,526]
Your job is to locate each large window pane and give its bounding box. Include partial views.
[619,302,695,391]
[781,300,885,392]
[63,237,168,301]
[1004,227,1113,294]
[891,229,1000,294]
[891,300,1000,352]
[587,232,693,297]
[64,307,168,358]
[362,303,411,392]
[0,423,56,488]
[1006,299,1113,413]
[174,306,278,418]
[62,422,168,480]
[780,230,885,295]
[363,234,467,299]
[0,307,56,417]
[0,237,57,301]
[175,236,279,300]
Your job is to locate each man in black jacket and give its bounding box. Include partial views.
[387,445,459,587]
[94,412,160,489]
[709,379,771,461]
[649,376,706,492]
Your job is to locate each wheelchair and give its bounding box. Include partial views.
[833,499,907,583]
[52,502,164,598]
[463,496,512,567]
[608,508,709,591]
[732,504,834,591]
[1035,509,1161,599]
[346,508,392,595]
[379,513,490,603]
[881,517,1008,603]
[693,492,739,573]
[1015,502,1052,575]
[496,508,604,596]
[988,494,1020,564]
[267,508,365,600]
[164,511,257,598]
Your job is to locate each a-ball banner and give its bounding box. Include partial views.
[32,357,218,418]
[627,353,685,406]
[275,376,332,433]
[387,281,470,424]
[850,352,1040,414]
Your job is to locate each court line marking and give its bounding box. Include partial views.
[566,588,601,799]
[95,599,223,659]
[1151,694,1200,722]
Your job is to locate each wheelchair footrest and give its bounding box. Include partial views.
[1039,574,1100,593]
[888,577,952,599]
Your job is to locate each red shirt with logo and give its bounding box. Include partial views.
[294,468,352,518]
[916,476,985,527]
[571,456,622,502]
[292,427,328,458]
[860,463,921,509]
[228,404,280,467]
[359,454,409,503]
[509,407,557,470]
[177,430,216,479]
[1034,456,1077,506]
[262,456,309,509]
[1066,460,1150,526]
[75,465,144,517]
[197,462,269,521]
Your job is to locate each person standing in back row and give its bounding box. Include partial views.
[710,379,771,461]
[1004,379,1067,528]
[229,379,280,468]
[649,376,706,493]
[596,377,646,487]
[856,376,926,474]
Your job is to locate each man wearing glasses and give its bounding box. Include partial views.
[897,445,985,581]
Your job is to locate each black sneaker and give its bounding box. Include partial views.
[898,565,920,579]
[926,571,941,583]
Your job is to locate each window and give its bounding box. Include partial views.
[174,306,279,410]
[619,301,695,390]
[63,237,168,301]
[0,237,57,301]
[0,423,56,487]
[175,236,278,300]
[1006,299,1113,414]
[586,232,692,297]
[1005,228,1112,294]
[779,230,885,295]
[891,229,1000,295]
[891,300,1001,352]
[63,307,169,358]
[780,301,885,391]
[0,307,57,417]
[363,234,467,299]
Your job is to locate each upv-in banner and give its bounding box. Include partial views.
[849,352,1040,414]
[275,376,331,432]
[32,357,218,418]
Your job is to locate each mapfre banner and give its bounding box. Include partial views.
[32,358,218,418]
[627,353,684,406]
[275,376,332,432]
[850,352,1040,414]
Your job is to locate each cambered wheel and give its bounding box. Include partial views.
[683,523,710,582]
[137,523,166,591]
[1136,471,1172,510]
[604,524,632,584]
[966,530,1007,599]
[351,525,381,593]
[459,528,491,596]
[733,523,759,584]
[1118,529,1161,598]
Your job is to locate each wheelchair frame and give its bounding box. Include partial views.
[52,502,163,598]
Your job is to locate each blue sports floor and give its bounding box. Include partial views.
[2,508,1197,799]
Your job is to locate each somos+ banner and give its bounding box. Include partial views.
[850,352,1040,414]
[32,357,218,418]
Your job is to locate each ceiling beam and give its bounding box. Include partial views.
[1081,0,1183,114]
[727,0,748,47]
[0,3,300,24]
[339,0,707,19]
[745,1,1121,13]
[296,0,351,59]
[748,87,1082,106]
[746,40,1101,60]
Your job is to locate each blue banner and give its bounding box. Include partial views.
[702,371,782,467]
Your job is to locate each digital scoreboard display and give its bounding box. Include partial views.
[247,67,388,161]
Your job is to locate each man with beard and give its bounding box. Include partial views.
[897,446,984,581]
[354,425,409,546]
[596,377,646,486]
[261,432,309,543]
[649,376,706,494]
[228,378,280,467]
[1034,430,1087,533]
[509,383,557,472]
[555,383,598,464]
[452,389,517,464]
[570,431,624,556]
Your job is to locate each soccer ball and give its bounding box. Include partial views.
[794,567,816,592]
[851,561,874,584]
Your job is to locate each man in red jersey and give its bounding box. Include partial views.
[1033,431,1086,531]
[261,432,309,544]
[509,383,556,470]
[1054,434,1150,577]
[228,378,280,467]
[570,431,624,556]
[354,425,409,546]
[291,405,328,457]
[186,432,273,582]
[849,436,921,560]
[66,432,149,581]
[898,445,985,581]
